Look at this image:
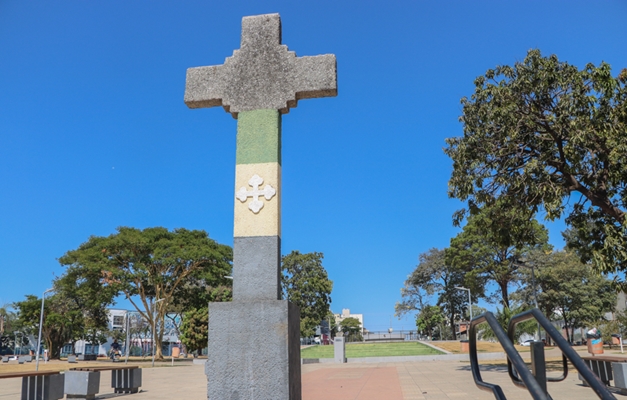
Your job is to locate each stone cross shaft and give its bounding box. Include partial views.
[184,13,336,400]
[185,13,337,302]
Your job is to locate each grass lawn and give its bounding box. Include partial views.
[431,340,536,353]
[301,342,444,358]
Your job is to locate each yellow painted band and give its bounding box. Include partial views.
[234,162,281,238]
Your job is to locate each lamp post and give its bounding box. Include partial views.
[14,331,22,356]
[36,288,54,371]
[125,311,131,364]
[152,298,164,368]
[455,286,472,338]
[513,259,542,341]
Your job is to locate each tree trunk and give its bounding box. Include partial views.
[155,313,165,360]
[499,282,510,309]
[450,315,456,340]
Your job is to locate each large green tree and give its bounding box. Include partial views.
[446,203,550,308]
[178,286,232,356]
[513,250,616,343]
[340,317,362,342]
[179,307,208,357]
[281,251,333,338]
[395,248,467,339]
[445,49,627,277]
[58,227,232,359]
[13,293,101,359]
[52,262,116,352]
[415,305,445,339]
[0,304,18,354]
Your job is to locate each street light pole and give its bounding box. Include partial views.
[125,311,131,364]
[36,288,54,371]
[529,263,542,341]
[152,298,164,368]
[455,286,472,338]
[513,259,542,341]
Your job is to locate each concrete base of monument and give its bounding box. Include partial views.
[206,300,301,400]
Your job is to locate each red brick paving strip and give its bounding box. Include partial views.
[302,366,404,400]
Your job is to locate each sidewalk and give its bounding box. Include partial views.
[0,358,605,399]
[302,360,594,400]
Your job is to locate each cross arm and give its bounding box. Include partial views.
[184,65,226,110]
[293,54,337,103]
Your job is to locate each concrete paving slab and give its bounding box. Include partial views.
[0,358,609,399]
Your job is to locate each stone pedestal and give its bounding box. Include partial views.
[613,363,627,389]
[65,371,100,400]
[206,300,301,400]
[334,336,346,363]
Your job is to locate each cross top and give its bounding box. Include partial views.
[184,13,337,117]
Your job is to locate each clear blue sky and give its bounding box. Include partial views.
[1,1,626,332]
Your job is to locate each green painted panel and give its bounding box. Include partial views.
[236,109,281,165]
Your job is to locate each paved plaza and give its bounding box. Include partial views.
[0,358,602,399]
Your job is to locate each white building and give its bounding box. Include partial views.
[71,308,181,357]
[334,308,364,334]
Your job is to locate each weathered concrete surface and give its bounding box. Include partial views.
[184,13,337,117]
[334,336,346,363]
[232,236,281,301]
[206,300,301,400]
[64,370,100,399]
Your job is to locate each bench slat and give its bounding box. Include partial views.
[582,356,627,363]
[0,371,61,379]
[70,365,139,372]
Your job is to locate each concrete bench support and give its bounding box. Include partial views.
[65,371,100,400]
[111,368,142,394]
[21,373,65,400]
[613,363,627,389]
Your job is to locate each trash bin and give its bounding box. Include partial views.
[586,329,604,354]
[172,346,181,358]
[612,334,621,345]
[460,340,469,353]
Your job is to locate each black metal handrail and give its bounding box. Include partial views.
[469,312,548,400]
[507,308,615,399]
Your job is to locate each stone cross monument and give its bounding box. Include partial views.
[184,13,337,399]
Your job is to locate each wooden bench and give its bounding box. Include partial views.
[580,355,627,395]
[68,365,142,396]
[0,370,65,400]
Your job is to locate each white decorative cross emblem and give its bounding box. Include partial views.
[236,174,276,213]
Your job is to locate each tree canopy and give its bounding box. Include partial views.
[57,226,232,359]
[281,251,333,338]
[415,305,444,339]
[340,317,362,342]
[0,305,18,354]
[446,203,550,308]
[395,248,467,339]
[179,306,208,357]
[513,250,616,342]
[13,293,105,359]
[445,49,627,276]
